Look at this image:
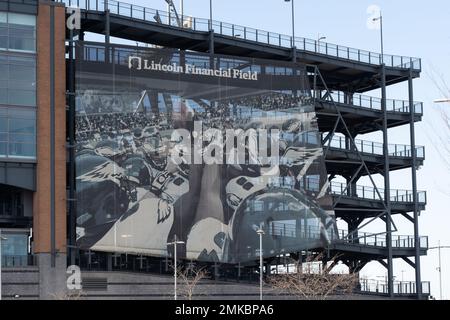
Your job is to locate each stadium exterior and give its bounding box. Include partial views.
[0,0,429,299]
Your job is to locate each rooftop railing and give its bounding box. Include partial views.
[359,279,430,295]
[268,224,428,250]
[322,91,423,115]
[326,135,425,159]
[1,254,36,268]
[330,181,427,204]
[336,229,429,249]
[57,0,421,70]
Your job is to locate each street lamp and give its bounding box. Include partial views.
[167,235,185,300]
[317,34,326,53]
[429,242,450,300]
[434,99,450,103]
[256,226,265,301]
[209,0,213,31]
[0,230,7,301]
[372,13,384,64]
[284,0,296,62]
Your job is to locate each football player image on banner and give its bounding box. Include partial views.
[74,42,337,263]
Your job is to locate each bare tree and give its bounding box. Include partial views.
[177,266,209,300]
[268,254,358,300]
[50,290,84,300]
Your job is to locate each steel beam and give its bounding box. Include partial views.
[409,67,422,299]
[381,64,394,297]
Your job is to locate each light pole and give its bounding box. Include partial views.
[429,242,450,300]
[284,0,296,62]
[317,34,326,53]
[372,13,384,64]
[209,0,213,31]
[434,99,450,103]
[0,230,7,301]
[167,235,185,300]
[256,227,265,301]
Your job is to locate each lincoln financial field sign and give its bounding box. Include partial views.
[74,42,337,263]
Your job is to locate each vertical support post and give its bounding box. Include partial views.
[381,64,393,297]
[174,236,177,300]
[68,29,76,266]
[409,67,422,299]
[0,229,3,301]
[105,2,110,65]
[105,4,110,44]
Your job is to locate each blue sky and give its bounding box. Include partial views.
[86,0,450,299]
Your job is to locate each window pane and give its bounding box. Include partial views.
[0,88,7,104]
[10,133,34,143]
[9,142,35,157]
[0,65,8,80]
[9,26,35,38]
[9,37,35,51]
[8,89,36,106]
[9,65,35,81]
[0,133,7,140]
[0,12,6,23]
[10,118,35,134]
[0,118,7,131]
[8,13,36,27]
[0,141,6,155]
[8,55,35,66]
[9,80,36,91]
[0,35,7,49]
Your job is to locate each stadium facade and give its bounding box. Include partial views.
[0,0,429,299]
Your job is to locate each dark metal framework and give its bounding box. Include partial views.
[62,0,426,299]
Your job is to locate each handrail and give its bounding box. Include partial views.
[329,181,427,204]
[359,279,431,295]
[268,224,428,249]
[336,229,429,249]
[321,91,423,115]
[56,0,421,70]
[326,134,425,159]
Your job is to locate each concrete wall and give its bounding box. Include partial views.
[71,271,391,300]
[2,267,39,300]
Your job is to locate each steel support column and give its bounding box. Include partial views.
[68,30,76,266]
[209,30,214,54]
[381,64,394,297]
[409,67,422,299]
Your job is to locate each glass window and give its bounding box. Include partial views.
[10,118,35,134]
[8,13,35,26]
[0,12,7,23]
[0,12,35,52]
[0,141,6,155]
[0,107,36,159]
[8,89,36,106]
[0,54,36,107]
[0,87,6,104]
[1,232,29,267]
[9,36,35,51]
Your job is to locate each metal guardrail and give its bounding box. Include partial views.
[57,0,421,70]
[330,181,427,204]
[336,229,429,249]
[323,91,423,115]
[327,135,425,159]
[1,254,36,267]
[359,279,430,295]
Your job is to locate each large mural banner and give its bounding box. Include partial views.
[75,42,336,263]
